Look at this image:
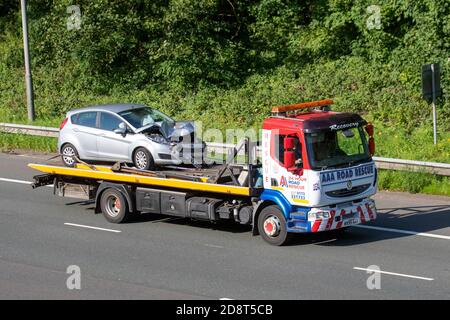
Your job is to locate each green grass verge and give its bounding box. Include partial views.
[378,170,450,197]
[0,133,57,153]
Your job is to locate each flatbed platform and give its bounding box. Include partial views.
[28,163,256,196]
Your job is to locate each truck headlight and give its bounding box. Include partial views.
[308,211,331,219]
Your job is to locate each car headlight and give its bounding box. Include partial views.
[308,210,331,219]
[148,134,169,145]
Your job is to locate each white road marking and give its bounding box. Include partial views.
[204,244,224,249]
[64,223,121,233]
[0,177,53,187]
[0,177,32,185]
[352,224,450,240]
[16,154,50,159]
[219,297,234,300]
[353,267,434,281]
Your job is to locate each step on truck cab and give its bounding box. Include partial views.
[30,99,377,246]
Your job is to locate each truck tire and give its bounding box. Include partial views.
[61,143,79,167]
[100,188,130,223]
[258,205,291,246]
[133,147,155,171]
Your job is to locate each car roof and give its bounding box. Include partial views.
[67,103,148,116]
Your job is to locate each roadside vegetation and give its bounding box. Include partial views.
[0,1,449,195]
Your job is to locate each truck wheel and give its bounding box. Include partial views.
[133,147,155,171]
[61,143,79,167]
[100,188,129,223]
[258,205,291,246]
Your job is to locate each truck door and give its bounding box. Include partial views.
[262,129,309,205]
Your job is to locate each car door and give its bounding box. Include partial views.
[96,112,132,160]
[71,111,101,158]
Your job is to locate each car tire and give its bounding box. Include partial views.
[258,205,292,246]
[133,147,155,171]
[100,188,130,223]
[61,143,79,167]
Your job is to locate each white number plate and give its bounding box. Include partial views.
[343,218,360,226]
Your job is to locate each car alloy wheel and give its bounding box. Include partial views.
[135,150,148,169]
[62,145,76,166]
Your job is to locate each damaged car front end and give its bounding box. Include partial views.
[136,119,206,167]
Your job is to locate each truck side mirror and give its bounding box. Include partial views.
[283,137,298,173]
[368,137,375,156]
[365,123,374,136]
[284,137,295,150]
[365,123,375,156]
[284,150,295,169]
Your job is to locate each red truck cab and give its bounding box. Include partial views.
[256,99,377,244]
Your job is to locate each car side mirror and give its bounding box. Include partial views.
[114,122,127,136]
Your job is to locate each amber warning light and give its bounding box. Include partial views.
[271,99,334,114]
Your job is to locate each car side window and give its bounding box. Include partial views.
[99,112,123,132]
[72,112,97,128]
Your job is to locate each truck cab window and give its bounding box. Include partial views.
[273,134,303,168]
[273,134,285,164]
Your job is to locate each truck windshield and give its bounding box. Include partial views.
[119,107,174,129]
[305,126,370,170]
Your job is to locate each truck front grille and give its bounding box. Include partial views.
[326,183,371,198]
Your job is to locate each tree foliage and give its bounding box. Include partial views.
[0,0,449,133]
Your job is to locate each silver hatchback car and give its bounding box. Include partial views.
[58,104,205,170]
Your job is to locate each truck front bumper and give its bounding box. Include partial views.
[287,198,377,233]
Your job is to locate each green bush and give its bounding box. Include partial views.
[378,170,450,196]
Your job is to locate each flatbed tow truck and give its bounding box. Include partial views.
[29,99,378,245]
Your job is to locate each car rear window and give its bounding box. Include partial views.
[71,112,97,128]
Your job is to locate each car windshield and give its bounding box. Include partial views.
[118,107,174,129]
[305,126,371,170]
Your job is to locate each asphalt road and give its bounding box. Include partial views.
[0,151,449,299]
